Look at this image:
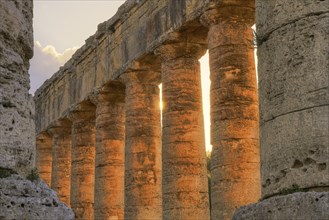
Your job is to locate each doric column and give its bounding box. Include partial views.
[255,0,329,199]
[68,104,96,220]
[47,120,72,206]
[120,70,162,219]
[156,39,210,219]
[233,1,329,219]
[35,133,52,186]
[91,82,125,220]
[201,2,260,219]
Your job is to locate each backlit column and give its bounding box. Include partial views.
[120,70,162,220]
[156,41,210,219]
[201,3,260,219]
[35,133,52,186]
[92,83,125,220]
[68,105,96,220]
[47,122,72,206]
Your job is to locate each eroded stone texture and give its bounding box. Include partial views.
[0,175,74,220]
[156,41,210,220]
[92,82,125,220]
[0,0,35,175]
[233,192,329,220]
[256,0,329,198]
[48,122,72,206]
[121,71,162,219]
[233,1,329,219]
[69,104,96,219]
[201,2,260,219]
[35,133,52,186]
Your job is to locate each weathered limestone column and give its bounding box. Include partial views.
[0,0,35,176]
[120,70,162,219]
[201,2,260,219]
[47,121,72,206]
[257,0,329,199]
[35,133,52,186]
[233,1,329,219]
[68,104,96,219]
[156,40,210,219]
[92,83,125,220]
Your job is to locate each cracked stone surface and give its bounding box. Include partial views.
[92,83,125,220]
[69,106,96,220]
[0,175,74,220]
[121,71,163,220]
[257,0,329,198]
[48,126,72,206]
[233,192,329,220]
[158,42,210,220]
[35,134,52,187]
[201,3,260,219]
[0,0,35,175]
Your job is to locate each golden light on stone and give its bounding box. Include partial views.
[25,0,329,219]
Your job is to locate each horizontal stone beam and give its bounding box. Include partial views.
[34,0,209,133]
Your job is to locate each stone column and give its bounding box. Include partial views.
[201,2,260,219]
[120,70,162,219]
[233,1,329,219]
[47,122,72,206]
[156,41,210,219]
[256,0,329,199]
[35,133,52,186]
[69,105,96,220]
[0,0,35,176]
[92,83,125,220]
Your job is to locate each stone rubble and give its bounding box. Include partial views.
[0,175,74,220]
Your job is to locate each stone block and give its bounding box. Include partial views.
[233,192,329,220]
[0,175,74,220]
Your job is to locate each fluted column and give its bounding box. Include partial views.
[69,105,96,220]
[47,122,72,206]
[35,133,52,186]
[120,70,162,219]
[156,41,210,219]
[92,83,125,220]
[201,2,260,219]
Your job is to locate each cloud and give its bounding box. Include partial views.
[29,41,78,94]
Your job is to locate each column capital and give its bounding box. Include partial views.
[89,81,125,106]
[47,119,72,136]
[67,102,96,122]
[155,42,206,62]
[47,126,71,137]
[120,70,161,86]
[36,131,51,140]
[201,5,255,27]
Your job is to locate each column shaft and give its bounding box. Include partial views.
[256,0,329,197]
[161,53,210,219]
[122,71,162,219]
[94,90,125,220]
[203,6,260,220]
[70,110,96,220]
[36,134,52,186]
[49,128,72,206]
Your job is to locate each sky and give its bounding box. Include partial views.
[29,0,212,151]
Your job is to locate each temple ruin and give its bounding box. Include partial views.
[1,0,328,219]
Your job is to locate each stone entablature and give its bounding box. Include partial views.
[34,0,208,133]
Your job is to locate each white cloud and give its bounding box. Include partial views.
[29,41,78,94]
